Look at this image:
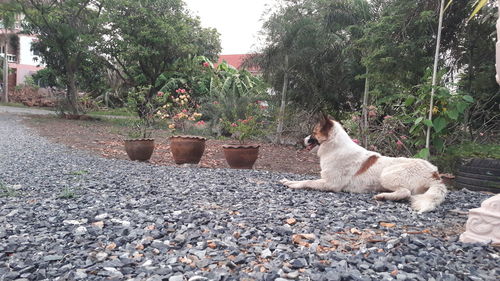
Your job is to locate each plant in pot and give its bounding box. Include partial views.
[221,110,265,169]
[124,86,168,161]
[156,88,206,164]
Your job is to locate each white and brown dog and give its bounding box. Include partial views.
[280,114,447,213]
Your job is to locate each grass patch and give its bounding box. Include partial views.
[433,142,500,173]
[0,183,20,197]
[0,102,55,111]
[87,107,137,117]
[0,102,27,108]
[58,187,77,199]
[69,170,89,175]
[446,142,500,159]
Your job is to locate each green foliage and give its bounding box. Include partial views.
[201,62,269,135]
[255,0,371,114]
[100,0,221,102]
[126,85,169,138]
[88,108,136,117]
[155,86,203,134]
[220,104,267,144]
[0,182,19,198]
[17,0,105,115]
[403,80,474,154]
[447,142,500,160]
[157,55,215,99]
[58,187,77,199]
[31,68,62,88]
[69,170,89,176]
[432,142,500,173]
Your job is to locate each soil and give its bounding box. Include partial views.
[23,115,320,175]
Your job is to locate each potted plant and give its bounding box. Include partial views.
[156,87,206,164]
[123,85,167,161]
[124,119,155,161]
[222,113,265,169]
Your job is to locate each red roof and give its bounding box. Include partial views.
[217,54,260,74]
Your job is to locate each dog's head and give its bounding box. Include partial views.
[304,113,334,151]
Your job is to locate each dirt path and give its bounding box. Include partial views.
[21,115,321,175]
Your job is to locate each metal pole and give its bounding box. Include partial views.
[425,0,445,156]
[362,67,369,148]
[496,0,500,85]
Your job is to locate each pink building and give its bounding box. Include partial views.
[1,17,44,89]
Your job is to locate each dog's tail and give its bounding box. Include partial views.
[410,179,447,213]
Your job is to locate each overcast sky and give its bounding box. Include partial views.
[184,0,275,54]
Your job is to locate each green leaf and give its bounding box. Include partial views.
[422,119,433,127]
[433,138,445,152]
[468,0,488,22]
[462,95,474,103]
[409,124,419,134]
[414,148,430,159]
[433,116,447,133]
[456,101,468,113]
[446,109,458,120]
[414,117,423,125]
[404,95,416,106]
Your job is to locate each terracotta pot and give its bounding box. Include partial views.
[170,135,206,164]
[124,139,155,161]
[223,144,260,169]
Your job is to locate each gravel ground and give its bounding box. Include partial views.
[0,113,498,281]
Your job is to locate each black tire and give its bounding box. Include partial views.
[457,166,500,177]
[453,181,500,194]
[453,158,500,193]
[456,171,500,182]
[455,176,500,189]
[467,158,500,169]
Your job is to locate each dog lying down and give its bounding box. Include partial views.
[280,114,447,213]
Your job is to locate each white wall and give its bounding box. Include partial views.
[18,35,42,66]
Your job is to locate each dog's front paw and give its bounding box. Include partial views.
[280,178,304,189]
[373,194,385,200]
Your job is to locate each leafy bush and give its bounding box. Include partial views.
[432,143,500,173]
[201,63,269,136]
[220,104,267,144]
[156,87,203,134]
[126,85,169,138]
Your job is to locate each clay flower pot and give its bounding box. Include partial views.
[170,135,206,164]
[223,144,260,169]
[124,139,155,161]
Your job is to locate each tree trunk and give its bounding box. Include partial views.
[361,67,369,148]
[66,67,79,115]
[2,39,9,103]
[276,54,289,144]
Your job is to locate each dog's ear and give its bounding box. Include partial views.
[319,112,333,136]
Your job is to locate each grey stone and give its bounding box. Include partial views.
[169,275,184,281]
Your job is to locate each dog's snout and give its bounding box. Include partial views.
[304,135,319,147]
[304,135,311,146]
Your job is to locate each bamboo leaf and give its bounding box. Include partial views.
[468,0,489,22]
[444,0,454,12]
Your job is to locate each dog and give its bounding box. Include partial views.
[280,113,447,213]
